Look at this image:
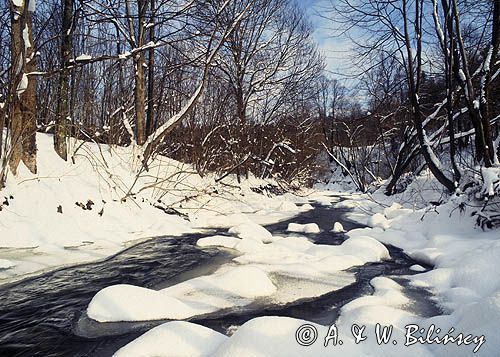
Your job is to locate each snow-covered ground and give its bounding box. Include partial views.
[2,133,499,356]
[104,172,498,357]
[0,133,307,283]
[330,185,500,356]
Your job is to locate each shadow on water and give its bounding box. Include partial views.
[0,233,232,357]
[0,199,441,356]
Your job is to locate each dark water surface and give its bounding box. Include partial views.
[0,199,440,356]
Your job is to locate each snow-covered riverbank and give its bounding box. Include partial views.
[1,134,498,356]
[0,134,312,283]
[332,189,500,356]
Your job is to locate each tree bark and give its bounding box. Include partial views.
[21,7,37,173]
[9,0,37,175]
[479,0,500,163]
[135,53,147,145]
[402,0,455,192]
[146,0,155,137]
[55,0,73,161]
[133,0,147,145]
[452,0,494,166]
[9,3,23,174]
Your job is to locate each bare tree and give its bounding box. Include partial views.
[9,0,37,175]
[55,0,74,160]
[328,0,500,193]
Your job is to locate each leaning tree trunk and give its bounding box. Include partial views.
[402,0,455,192]
[451,0,495,166]
[478,0,500,163]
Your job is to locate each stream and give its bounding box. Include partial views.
[0,200,441,356]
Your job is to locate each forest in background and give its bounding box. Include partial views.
[0,0,499,215]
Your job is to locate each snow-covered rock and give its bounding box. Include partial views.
[410,264,426,272]
[299,203,314,211]
[287,222,320,234]
[332,221,345,232]
[88,266,276,322]
[0,259,15,270]
[114,321,227,357]
[276,201,299,212]
[367,213,390,230]
[228,222,273,243]
[196,235,240,250]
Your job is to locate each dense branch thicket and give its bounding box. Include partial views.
[0,0,499,205]
[0,0,325,187]
[318,0,500,200]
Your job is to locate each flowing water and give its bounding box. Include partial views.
[0,201,441,356]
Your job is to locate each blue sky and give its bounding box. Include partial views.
[296,0,355,79]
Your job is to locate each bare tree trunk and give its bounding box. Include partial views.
[0,101,5,164]
[135,53,147,145]
[9,3,23,174]
[55,0,73,161]
[437,0,460,183]
[479,0,500,162]
[452,0,494,166]
[402,0,455,192]
[21,7,37,173]
[9,0,37,175]
[146,0,155,137]
[129,0,147,145]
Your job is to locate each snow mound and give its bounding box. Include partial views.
[164,266,277,300]
[276,201,299,212]
[233,238,266,253]
[383,203,403,219]
[332,222,345,232]
[410,264,426,272]
[0,259,15,269]
[287,222,320,234]
[337,277,414,331]
[367,213,390,230]
[212,316,326,356]
[88,266,276,322]
[339,236,390,261]
[87,284,197,322]
[113,321,227,357]
[196,235,240,250]
[299,203,314,211]
[234,235,388,283]
[228,222,273,242]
